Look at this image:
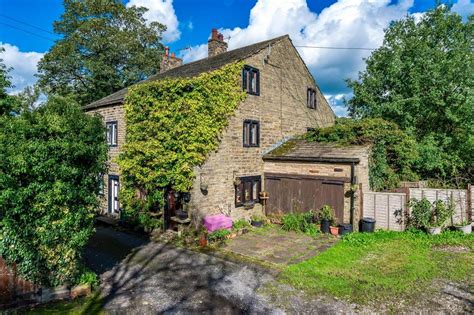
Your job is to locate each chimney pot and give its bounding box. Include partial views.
[171,52,175,58]
[160,49,182,73]
[218,33,224,41]
[211,28,219,40]
[208,28,228,57]
[165,46,169,56]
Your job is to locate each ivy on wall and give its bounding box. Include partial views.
[306,118,419,191]
[118,62,246,214]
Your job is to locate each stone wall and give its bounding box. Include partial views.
[85,105,125,215]
[189,37,335,223]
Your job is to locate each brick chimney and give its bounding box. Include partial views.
[208,28,228,57]
[160,47,183,73]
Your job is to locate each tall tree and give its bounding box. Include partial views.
[37,0,166,105]
[0,47,19,116]
[346,6,473,184]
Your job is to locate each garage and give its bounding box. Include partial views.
[262,139,371,226]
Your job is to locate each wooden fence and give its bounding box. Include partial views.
[362,185,473,231]
[0,258,38,308]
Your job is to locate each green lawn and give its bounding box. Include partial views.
[281,230,474,306]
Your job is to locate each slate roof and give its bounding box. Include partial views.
[83,35,289,110]
[263,139,370,164]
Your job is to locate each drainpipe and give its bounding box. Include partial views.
[350,162,355,227]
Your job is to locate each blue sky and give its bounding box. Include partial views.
[1,0,472,115]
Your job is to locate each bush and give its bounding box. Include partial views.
[282,212,318,236]
[0,96,107,286]
[232,219,250,230]
[76,269,98,287]
[207,229,231,243]
[406,198,455,230]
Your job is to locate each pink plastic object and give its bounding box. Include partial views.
[203,214,232,232]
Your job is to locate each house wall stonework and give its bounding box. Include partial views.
[86,105,125,215]
[189,37,335,223]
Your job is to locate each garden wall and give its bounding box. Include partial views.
[362,185,473,231]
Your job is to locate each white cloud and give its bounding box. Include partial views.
[180,0,416,113]
[1,43,44,94]
[126,0,180,42]
[452,0,474,19]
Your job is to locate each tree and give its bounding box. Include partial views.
[346,6,473,184]
[0,96,107,286]
[0,47,20,116]
[37,0,166,106]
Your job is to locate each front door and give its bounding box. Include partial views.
[108,175,120,214]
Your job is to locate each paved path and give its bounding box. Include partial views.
[84,226,281,314]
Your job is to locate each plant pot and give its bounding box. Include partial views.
[454,224,472,234]
[428,226,442,235]
[251,220,263,228]
[199,236,207,247]
[330,226,339,235]
[320,219,330,233]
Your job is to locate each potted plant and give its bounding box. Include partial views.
[427,200,454,235]
[251,215,264,228]
[454,220,472,234]
[330,224,339,236]
[319,205,333,234]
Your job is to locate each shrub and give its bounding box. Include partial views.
[0,96,107,286]
[406,198,455,230]
[317,205,334,223]
[207,229,231,243]
[282,212,318,236]
[76,269,98,287]
[232,219,250,230]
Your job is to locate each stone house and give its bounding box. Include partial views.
[84,29,368,229]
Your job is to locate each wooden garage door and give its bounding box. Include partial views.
[265,173,345,223]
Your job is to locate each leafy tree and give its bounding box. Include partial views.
[306,118,419,191]
[0,47,20,116]
[0,96,107,286]
[346,6,474,185]
[37,0,166,106]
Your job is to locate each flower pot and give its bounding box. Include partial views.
[320,219,330,233]
[330,226,339,235]
[251,220,263,228]
[454,224,471,234]
[428,226,442,235]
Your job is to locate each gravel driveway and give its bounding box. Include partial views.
[84,225,355,314]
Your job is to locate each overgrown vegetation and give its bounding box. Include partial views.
[347,6,473,186]
[0,96,107,286]
[281,230,474,307]
[405,198,455,230]
[232,219,251,230]
[281,212,318,236]
[208,229,231,243]
[306,118,419,191]
[118,62,245,219]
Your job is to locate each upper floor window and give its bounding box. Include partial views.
[243,120,260,147]
[235,176,261,207]
[242,65,260,95]
[106,121,118,147]
[307,88,317,109]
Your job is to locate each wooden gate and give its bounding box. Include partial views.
[265,173,345,223]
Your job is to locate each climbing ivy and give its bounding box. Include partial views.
[306,118,419,191]
[118,62,246,214]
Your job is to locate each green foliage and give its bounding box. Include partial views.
[281,212,318,236]
[207,229,231,243]
[0,48,20,116]
[282,230,474,306]
[251,215,264,222]
[37,0,166,105]
[407,197,455,229]
[76,269,98,287]
[347,6,474,185]
[0,96,108,286]
[118,62,246,214]
[318,205,334,222]
[232,219,251,230]
[306,118,419,191]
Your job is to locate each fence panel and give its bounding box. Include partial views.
[363,192,406,231]
[410,188,468,225]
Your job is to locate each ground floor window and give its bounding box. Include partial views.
[108,175,120,214]
[235,175,261,207]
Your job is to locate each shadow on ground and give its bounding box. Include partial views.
[83,225,276,314]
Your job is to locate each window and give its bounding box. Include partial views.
[242,65,260,95]
[243,120,260,147]
[235,176,261,207]
[106,121,118,146]
[307,88,317,109]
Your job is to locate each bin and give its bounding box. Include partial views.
[361,217,376,232]
[339,224,353,235]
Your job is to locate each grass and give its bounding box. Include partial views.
[280,230,474,306]
[22,292,104,315]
